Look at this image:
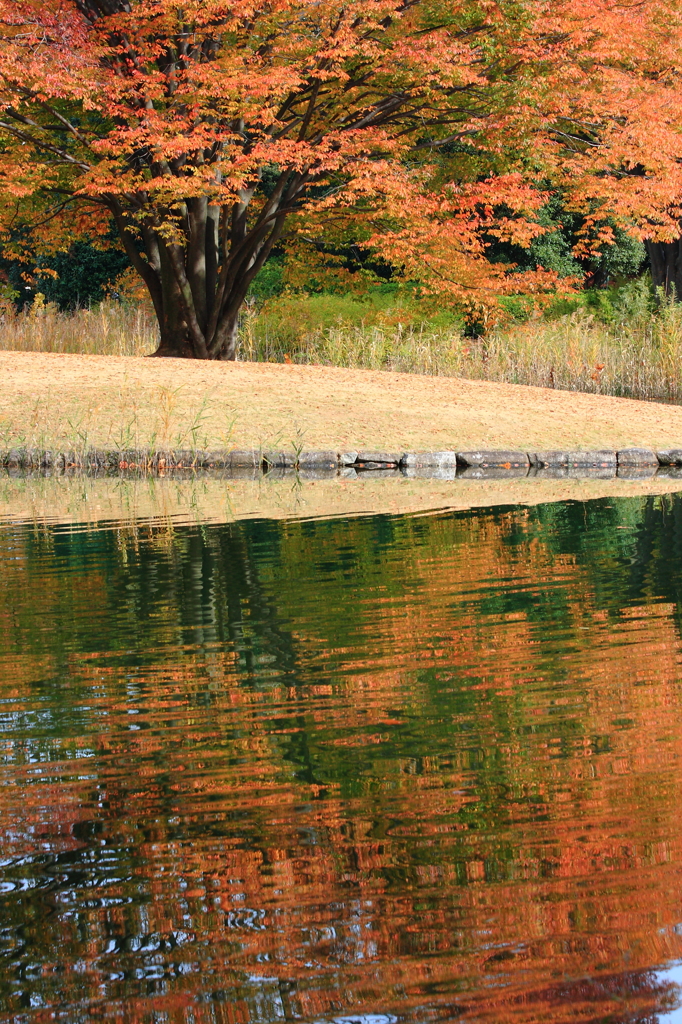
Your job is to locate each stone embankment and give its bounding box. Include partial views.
[2,446,682,479]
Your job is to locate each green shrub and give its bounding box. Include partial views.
[36,242,130,309]
[247,257,285,302]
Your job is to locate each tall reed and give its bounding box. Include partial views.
[0,295,157,357]
[3,288,682,403]
[239,287,682,403]
[246,310,681,403]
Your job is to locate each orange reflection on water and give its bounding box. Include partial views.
[1,499,682,1022]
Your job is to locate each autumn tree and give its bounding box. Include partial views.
[510,0,682,297]
[0,0,561,360]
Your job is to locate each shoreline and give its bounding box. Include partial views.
[0,444,678,476]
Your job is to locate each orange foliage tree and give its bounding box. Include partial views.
[511,0,682,296]
[0,0,563,359]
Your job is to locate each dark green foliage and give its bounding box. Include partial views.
[526,220,582,279]
[247,257,285,302]
[1,240,130,310]
[36,242,129,309]
[596,231,647,279]
[488,191,647,286]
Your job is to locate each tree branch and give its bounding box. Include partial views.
[0,122,91,170]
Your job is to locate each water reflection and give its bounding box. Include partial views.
[2,495,682,1021]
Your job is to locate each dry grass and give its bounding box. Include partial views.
[242,291,682,404]
[3,287,682,404]
[0,374,236,456]
[4,350,682,456]
[0,295,156,357]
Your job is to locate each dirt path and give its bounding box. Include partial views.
[3,350,682,453]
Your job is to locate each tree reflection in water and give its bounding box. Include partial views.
[1,495,682,1022]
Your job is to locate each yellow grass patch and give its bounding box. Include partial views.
[2,350,682,454]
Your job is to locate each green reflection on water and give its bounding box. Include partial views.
[1,495,682,1023]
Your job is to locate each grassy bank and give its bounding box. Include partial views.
[2,286,682,403]
[4,350,682,457]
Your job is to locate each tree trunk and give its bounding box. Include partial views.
[134,217,275,360]
[111,172,296,360]
[147,276,245,360]
[646,238,682,299]
[216,316,240,360]
[148,284,241,360]
[152,321,197,359]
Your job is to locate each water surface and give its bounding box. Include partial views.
[2,496,682,1022]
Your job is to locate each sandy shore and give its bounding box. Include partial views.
[4,349,682,453]
[3,350,682,524]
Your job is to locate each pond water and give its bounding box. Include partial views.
[3,495,682,1022]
